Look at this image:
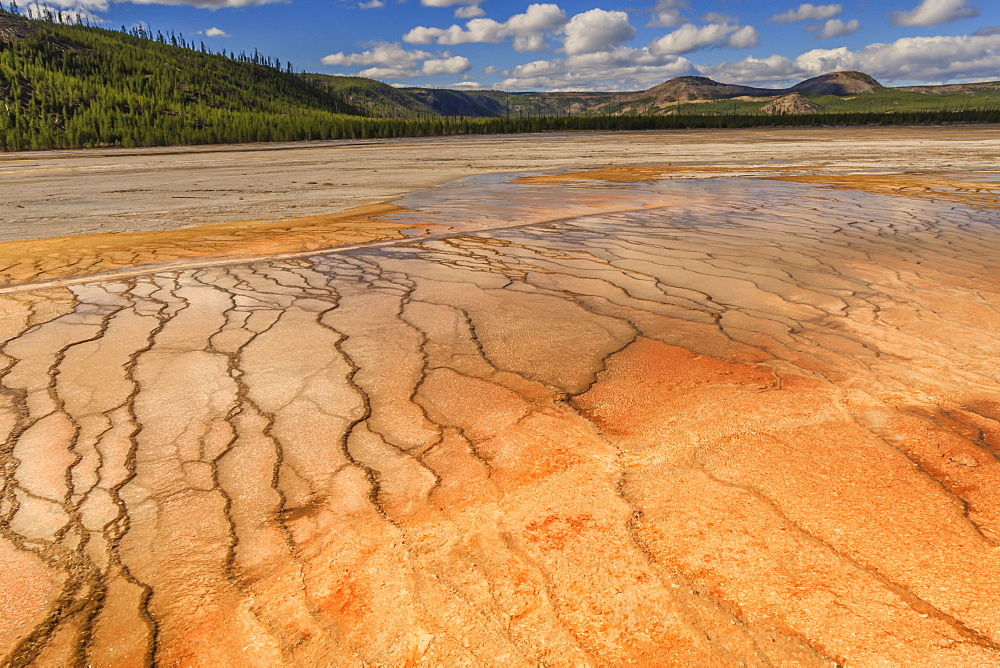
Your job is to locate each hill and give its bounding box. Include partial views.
[788,71,882,95]
[628,76,781,105]
[0,10,365,149]
[760,93,822,114]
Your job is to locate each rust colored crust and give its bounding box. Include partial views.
[0,204,419,287]
[767,173,1000,208]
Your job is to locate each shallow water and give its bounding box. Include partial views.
[2,172,1000,665]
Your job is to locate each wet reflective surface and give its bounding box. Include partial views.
[2,172,1000,665]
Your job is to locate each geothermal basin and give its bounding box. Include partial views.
[2,130,1000,665]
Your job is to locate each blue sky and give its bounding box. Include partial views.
[21,0,1000,90]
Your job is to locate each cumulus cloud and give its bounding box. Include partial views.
[322,42,429,67]
[702,12,735,23]
[726,25,760,49]
[648,0,688,28]
[562,8,635,55]
[404,3,567,52]
[199,26,229,36]
[703,55,801,86]
[497,47,695,91]
[490,10,763,91]
[890,0,979,27]
[770,3,842,23]
[973,25,1000,36]
[404,21,503,45]
[421,55,471,75]
[453,5,483,18]
[358,0,383,8]
[813,18,859,39]
[649,22,759,55]
[706,33,1000,85]
[321,42,469,79]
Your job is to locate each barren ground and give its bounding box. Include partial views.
[3,126,999,241]
[2,128,1000,666]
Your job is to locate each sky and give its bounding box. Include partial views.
[16,0,1000,90]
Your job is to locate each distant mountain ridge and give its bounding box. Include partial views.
[615,71,884,113]
[303,71,892,119]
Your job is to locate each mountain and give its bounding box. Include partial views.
[788,71,883,95]
[631,76,783,104]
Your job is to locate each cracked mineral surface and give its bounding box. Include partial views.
[2,148,1000,665]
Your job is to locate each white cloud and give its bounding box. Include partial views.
[726,25,760,49]
[421,55,471,75]
[404,21,504,45]
[513,33,547,51]
[358,0,383,8]
[706,33,1000,85]
[648,0,688,28]
[770,3,842,23]
[322,42,431,67]
[447,80,483,88]
[649,22,758,55]
[454,4,483,18]
[506,4,566,33]
[814,17,859,39]
[404,3,567,52]
[321,41,469,79]
[497,46,696,91]
[703,55,801,86]
[488,11,762,91]
[702,12,735,23]
[562,8,635,55]
[890,0,978,27]
[200,26,229,37]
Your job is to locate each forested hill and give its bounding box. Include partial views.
[0,10,366,149]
